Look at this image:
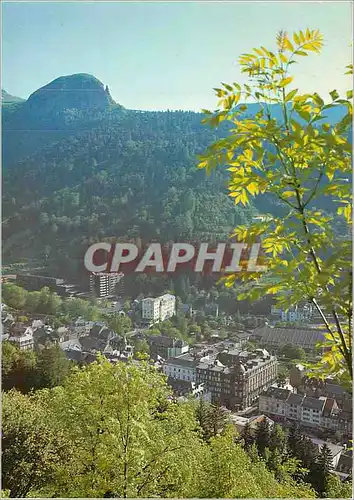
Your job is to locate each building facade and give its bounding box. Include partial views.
[147,335,188,360]
[196,348,277,410]
[162,353,198,382]
[271,304,314,323]
[142,294,176,324]
[8,324,34,350]
[89,273,124,298]
[259,387,353,438]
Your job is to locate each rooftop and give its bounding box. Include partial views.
[252,325,325,348]
[262,386,291,401]
[302,396,326,411]
[165,353,196,367]
[286,393,305,405]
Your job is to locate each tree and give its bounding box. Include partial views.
[149,326,162,336]
[255,418,271,456]
[280,344,306,361]
[309,444,334,496]
[269,424,287,454]
[105,313,132,335]
[133,339,150,358]
[37,287,61,315]
[287,423,302,457]
[188,324,201,336]
[2,283,28,309]
[240,421,254,451]
[195,398,212,441]
[1,342,37,393]
[207,403,231,439]
[35,344,71,389]
[37,357,203,497]
[198,30,352,383]
[323,473,352,498]
[2,389,69,498]
[2,358,317,498]
[276,372,287,388]
[295,436,319,471]
[123,299,131,313]
[196,425,314,498]
[1,341,18,377]
[194,400,230,442]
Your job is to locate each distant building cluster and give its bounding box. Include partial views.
[271,304,314,323]
[259,385,352,440]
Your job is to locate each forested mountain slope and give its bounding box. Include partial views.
[2,73,348,284]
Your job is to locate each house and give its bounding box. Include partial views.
[147,335,189,360]
[89,272,124,298]
[231,414,275,436]
[32,319,45,330]
[285,393,305,420]
[8,323,34,350]
[271,304,314,323]
[167,378,211,402]
[336,452,353,477]
[258,386,292,417]
[60,339,82,352]
[73,317,94,332]
[309,438,344,469]
[251,325,325,354]
[301,396,325,426]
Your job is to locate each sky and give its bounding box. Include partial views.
[1,1,353,111]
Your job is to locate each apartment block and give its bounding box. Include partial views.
[196,348,277,410]
[141,294,175,324]
[89,272,124,298]
[259,387,352,438]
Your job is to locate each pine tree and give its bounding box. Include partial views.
[207,403,231,439]
[241,422,254,451]
[287,423,302,457]
[255,418,271,457]
[35,344,71,389]
[297,436,318,469]
[309,444,333,496]
[269,424,286,454]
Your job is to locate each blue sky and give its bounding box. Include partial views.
[2,1,353,110]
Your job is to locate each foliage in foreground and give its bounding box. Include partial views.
[2,358,315,498]
[198,29,352,383]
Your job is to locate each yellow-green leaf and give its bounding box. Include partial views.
[330,89,339,101]
[285,89,298,102]
[278,77,293,87]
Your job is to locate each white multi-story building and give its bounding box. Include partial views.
[90,273,124,298]
[163,353,197,382]
[8,325,34,351]
[142,294,176,324]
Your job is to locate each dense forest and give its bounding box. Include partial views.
[2,73,348,294]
